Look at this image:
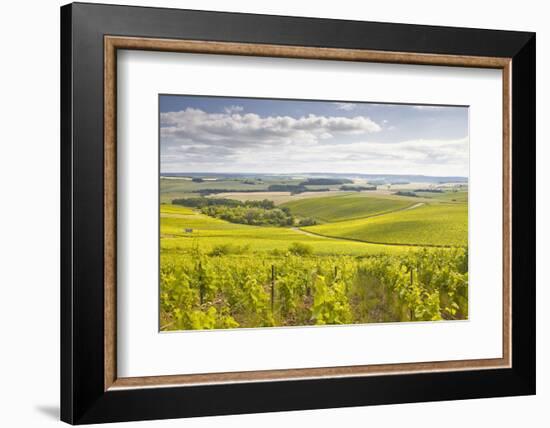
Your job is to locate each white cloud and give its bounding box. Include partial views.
[162,137,468,177]
[333,102,357,111]
[269,138,469,174]
[161,108,381,148]
[223,105,244,114]
[160,108,467,176]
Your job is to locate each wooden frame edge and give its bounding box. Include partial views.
[104,36,117,390]
[105,36,511,68]
[502,61,513,369]
[110,357,508,390]
[103,35,512,391]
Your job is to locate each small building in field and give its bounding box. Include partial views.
[184,228,193,233]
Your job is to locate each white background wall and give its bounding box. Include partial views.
[0,0,546,426]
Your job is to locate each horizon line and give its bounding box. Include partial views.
[160,172,469,179]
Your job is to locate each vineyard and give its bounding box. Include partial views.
[160,247,468,331]
[306,203,468,246]
[160,179,468,331]
[281,192,413,223]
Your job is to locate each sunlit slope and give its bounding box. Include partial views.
[160,204,411,256]
[414,190,468,203]
[305,203,468,247]
[281,193,414,223]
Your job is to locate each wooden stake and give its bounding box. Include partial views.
[271,265,275,312]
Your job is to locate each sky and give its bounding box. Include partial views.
[160,95,469,177]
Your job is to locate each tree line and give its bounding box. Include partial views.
[172,197,318,227]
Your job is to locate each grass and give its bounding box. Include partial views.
[208,190,353,205]
[160,204,412,256]
[160,184,468,257]
[161,178,343,204]
[414,190,468,203]
[160,177,306,194]
[305,203,468,247]
[280,193,415,223]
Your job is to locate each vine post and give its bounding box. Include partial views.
[199,261,204,305]
[409,267,414,321]
[271,264,275,312]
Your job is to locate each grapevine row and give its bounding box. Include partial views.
[160,247,468,330]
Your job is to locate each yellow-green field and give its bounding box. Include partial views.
[161,188,468,254]
[280,193,415,223]
[161,204,411,256]
[305,203,467,247]
[415,190,468,203]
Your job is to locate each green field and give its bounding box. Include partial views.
[414,190,468,203]
[305,203,467,246]
[161,186,469,251]
[160,177,271,192]
[160,176,326,203]
[161,204,411,256]
[206,190,351,205]
[281,193,415,223]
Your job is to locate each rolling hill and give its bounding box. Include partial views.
[281,193,415,223]
[305,203,467,247]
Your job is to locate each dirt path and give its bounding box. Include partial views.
[317,201,426,225]
[403,202,425,211]
[291,227,338,239]
[359,201,425,219]
[291,226,453,248]
[292,202,426,240]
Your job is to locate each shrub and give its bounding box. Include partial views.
[267,184,307,194]
[298,217,317,226]
[394,191,418,197]
[340,185,376,191]
[288,242,314,256]
[208,244,250,256]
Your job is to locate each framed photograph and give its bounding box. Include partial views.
[61,2,535,424]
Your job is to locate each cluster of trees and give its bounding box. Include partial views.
[243,199,276,209]
[414,188,444,193]
[174,197,277,209]
[172,197,242,208]
[185,178,356,197]
[297,217,317,226]
[201,204,294,226]
[267,184,307,194]
[194,188,262,196]
[394,191,418,197]
[299,178,352,185]
[172,197,320,227]
[340,185,376,191]
[267,184,332,194]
